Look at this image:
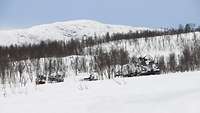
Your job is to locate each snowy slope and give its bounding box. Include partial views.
[0,20,149,46]
[86,32,200,59]
[1,71,200,113]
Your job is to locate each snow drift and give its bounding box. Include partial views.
[1,71,200,113]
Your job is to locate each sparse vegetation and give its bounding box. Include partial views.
[0,23,200,94]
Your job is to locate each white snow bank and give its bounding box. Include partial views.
[1,71,200,113]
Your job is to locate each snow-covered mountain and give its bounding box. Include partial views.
[0,20,149,46]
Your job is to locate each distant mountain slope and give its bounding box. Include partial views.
[0,20,149,46]
[87,32,200,58]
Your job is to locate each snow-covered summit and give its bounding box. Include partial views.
[0,20,149,46]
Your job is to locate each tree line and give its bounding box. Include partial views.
[0,23,199,62]
[158,40,200,73]
[0,23,200,94]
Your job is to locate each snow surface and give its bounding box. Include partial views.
[1,71,200,113]
[0,20,149,46]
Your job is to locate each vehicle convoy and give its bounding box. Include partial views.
[115,56,161,77]
[82,56,161,81]
[36,56,160,83]
[36,74,65,85]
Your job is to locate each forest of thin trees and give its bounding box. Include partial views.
[0,23,200,91]
[158,42,200,73]
[0,23,199,62]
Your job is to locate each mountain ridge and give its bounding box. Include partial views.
[0,20,150,46]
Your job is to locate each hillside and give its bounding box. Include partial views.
[0,20,200,97]
[87,32,200,58]
[0,20,149,46]
[0,21,199,89]
[1,20,199,61]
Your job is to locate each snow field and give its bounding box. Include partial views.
[1,71,200,113]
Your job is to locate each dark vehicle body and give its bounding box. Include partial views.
[82,75,98,81]
[35,75,46,85]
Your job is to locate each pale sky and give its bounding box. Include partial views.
[0,0,199,28]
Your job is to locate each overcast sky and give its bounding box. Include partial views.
[0,0,199,28]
